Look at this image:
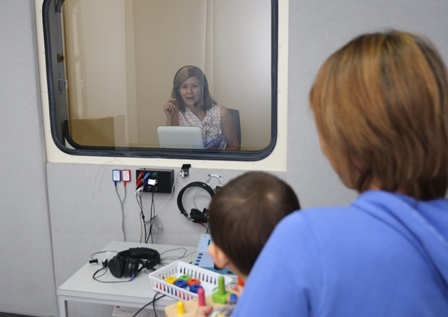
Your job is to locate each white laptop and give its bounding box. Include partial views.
[157,126,204,149]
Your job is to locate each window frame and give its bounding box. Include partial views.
[42,0,279,162]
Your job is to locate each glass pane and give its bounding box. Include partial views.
[46,0,276,158]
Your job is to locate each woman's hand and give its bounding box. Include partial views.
[163,98,179,125]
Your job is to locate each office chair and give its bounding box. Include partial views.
[228,108,241,146]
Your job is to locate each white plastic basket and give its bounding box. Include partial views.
[148,261,233,301]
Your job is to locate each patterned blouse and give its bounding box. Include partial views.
[178,105,227,150]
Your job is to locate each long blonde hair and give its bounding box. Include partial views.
[310,30,448,200]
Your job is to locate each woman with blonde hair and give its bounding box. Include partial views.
[228,30,448,317]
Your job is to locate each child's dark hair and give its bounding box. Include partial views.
[208,171,300,276]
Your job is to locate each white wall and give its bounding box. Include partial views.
[0,1,57,316]
[287,0,448,208]
[1,0,448,316]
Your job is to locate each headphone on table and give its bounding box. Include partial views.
[106,247,161,278]
[177,174,222,223]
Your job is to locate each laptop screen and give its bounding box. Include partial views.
[157,126,204,149]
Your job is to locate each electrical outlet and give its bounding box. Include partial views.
[136,169,174,193]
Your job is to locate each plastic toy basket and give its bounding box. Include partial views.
[148,261,233,301]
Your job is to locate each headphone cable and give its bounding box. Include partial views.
[136,190,146,243]
[115,183,127,241]
[132,292,165,317]
[146,191,156,243]
[92,266,135,283]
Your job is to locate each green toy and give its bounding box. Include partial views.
[212,276,231,304]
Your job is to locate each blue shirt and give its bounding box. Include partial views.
[232,190,448,317]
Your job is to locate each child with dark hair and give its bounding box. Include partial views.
[197,171,301,316]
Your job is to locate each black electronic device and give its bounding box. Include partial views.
[107,247,160,278]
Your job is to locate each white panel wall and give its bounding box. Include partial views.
[47,163,286,316]
[0,1,57,316]
[0,0,448,316]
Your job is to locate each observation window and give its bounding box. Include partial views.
[42,0,278,161]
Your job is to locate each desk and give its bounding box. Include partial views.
[57,241,197,317]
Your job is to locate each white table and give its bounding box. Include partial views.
[57,241,197,317]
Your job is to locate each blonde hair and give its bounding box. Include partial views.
[310,30,448,200]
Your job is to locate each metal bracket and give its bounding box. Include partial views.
[206,173,223,192]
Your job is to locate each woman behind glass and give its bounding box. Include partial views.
[163,65,240,150]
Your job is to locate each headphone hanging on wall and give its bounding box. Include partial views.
[177,174,223,223]
[106,248,161,278]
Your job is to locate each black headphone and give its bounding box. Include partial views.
[173,65,208,98]
[173,65,202,85]
[177,174,223,223]
[177,181,214,223]
[107,248,161,278]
